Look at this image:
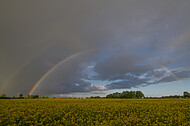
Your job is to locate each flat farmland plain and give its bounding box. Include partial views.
[0,99,190,125]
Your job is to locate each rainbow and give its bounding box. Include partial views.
[28,51,85,95]
[0,43,54,94]
[159,63,180,81]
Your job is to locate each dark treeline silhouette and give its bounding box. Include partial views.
[0,91,190,99]
[0,94,49,99]
[161,95,182,99]
[89,96,101,99]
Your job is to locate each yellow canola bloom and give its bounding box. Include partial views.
[0,99,190,125]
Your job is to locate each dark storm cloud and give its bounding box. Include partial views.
[1,0,190,96]
[94,51,153,80]
[41,79,100,95]
[106,77,150,90]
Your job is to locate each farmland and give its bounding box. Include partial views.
[0,99,190,125]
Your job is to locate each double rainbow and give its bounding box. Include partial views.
[0,43,54,94]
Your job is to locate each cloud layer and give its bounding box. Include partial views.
[1,0,190,96]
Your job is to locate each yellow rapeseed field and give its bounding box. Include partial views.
[0,99,190,125]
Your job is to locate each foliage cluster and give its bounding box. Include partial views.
[0,99,190,125]
[183,91,190,98]
[106,91,144,98]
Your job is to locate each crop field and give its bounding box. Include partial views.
[0,99,190,125]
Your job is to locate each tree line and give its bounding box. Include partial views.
[0,91,190,99]
[0,94,49,99]
[89,91,190,99]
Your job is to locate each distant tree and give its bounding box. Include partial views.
[31,95,39,99]
[122,91,130,98]
[183,91,190,98]
[18,94,24,99]
[112,92,120,98]
[90,96,101,98]
[131,91,136,98]
[106,94,113,98]
[27,95,31,99]
[135,91,145,98]
[128,91,133,98]
[27,95,39,99]
[0,94,6,97]
[19,94,23,97]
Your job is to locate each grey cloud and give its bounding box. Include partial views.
[154,76,176,84]
[94,51,153,80]
[106,77,150,90]
[1,0,190,96]
[175,71,190,79]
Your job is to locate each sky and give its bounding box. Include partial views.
[0,0,190,97]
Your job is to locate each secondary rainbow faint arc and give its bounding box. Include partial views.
[159,63,180,81]
[28,51,85,95]
[0,43,54,94]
